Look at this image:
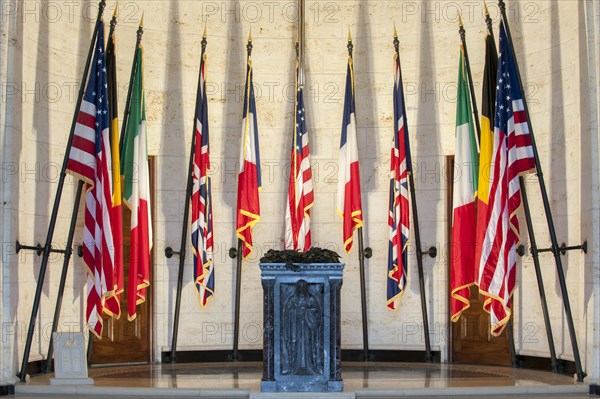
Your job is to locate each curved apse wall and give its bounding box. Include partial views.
[3,0,598,382]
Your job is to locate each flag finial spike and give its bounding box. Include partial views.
[247,28,253,57]
[483,0,490,17]
[393,23,399,53]
[347,28,353,57]
[203,23,207,39]
[458,12,463,28]
[139,12,144,28]
[113,2,118,18]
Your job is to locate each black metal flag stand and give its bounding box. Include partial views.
[393,28,436,363]
[457,13,520,367]
[165,28,207,364]
[480,5,559,371]
[501,0,584,381]
[86,14,145,365]
[15,1,107,382]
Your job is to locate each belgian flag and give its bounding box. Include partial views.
[103,10,124,319]
[474,30,498,278]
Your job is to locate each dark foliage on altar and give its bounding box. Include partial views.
[260,248,342,266]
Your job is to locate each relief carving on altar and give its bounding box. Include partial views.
[280,279,324,376]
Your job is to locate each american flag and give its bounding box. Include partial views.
[236,53,261,259]
[284,64,314,252]
[477,21,536,336]
[66,20,115,337]
[387,52,411,311]
[336,56,363,253]
[191,52,214,307]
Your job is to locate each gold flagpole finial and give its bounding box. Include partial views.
[203,23,207,39]
[139,12,144,28]
[113,2,118,18]
[458,12,464,28]
[483,0,490,17]
[348,27,352,42]
[248,27,252,42]
[393,22,398,38]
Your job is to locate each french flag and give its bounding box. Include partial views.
[336,58,363,253]
[236,55,262,259]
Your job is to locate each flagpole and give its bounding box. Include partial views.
[232,32,254,362]
[232,238,243,361]
[298,0,305,86]
[16,0,107,382]
[347,33,370,360]
[457,15,482,142]
[394,29,433,362]
[119,19,144,152]
[167,28,208,364]
[498,0,584,382]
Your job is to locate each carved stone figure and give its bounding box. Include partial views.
[281,280,323,376]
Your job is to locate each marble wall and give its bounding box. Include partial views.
[1,0,599,384]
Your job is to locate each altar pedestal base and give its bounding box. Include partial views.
[260,263,344,393]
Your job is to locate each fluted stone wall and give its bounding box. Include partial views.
[1,0,599,384]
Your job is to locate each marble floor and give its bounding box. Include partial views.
[14,362,591,398]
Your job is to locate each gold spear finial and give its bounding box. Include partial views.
[203,23,207,39]
[483,0,490,17]
[348,27,352,42]
[458,12,464,28]
[393,22,398,38]
[139,12,144,28]
[113,2,118,18]
[248,27,252,42]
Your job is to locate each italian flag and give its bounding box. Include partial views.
[450,47,479,322]
[121,45,152,321]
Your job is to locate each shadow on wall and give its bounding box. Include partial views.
[161,1,187,343]
[549,0,569,302]
[221,9,244,322]
[413,11,441,331]
[32,0,51,303]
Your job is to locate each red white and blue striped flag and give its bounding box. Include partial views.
[336,56,363,253]
[285,63,314,252]
[477,21,536,335]
[387,51,412,310]
[66,20,115,337]
[236,52,261,259]
[191,51,214,307]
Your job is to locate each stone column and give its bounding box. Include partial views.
[261,278,275,382]
[0,0,17,388]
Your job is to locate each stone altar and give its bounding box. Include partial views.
[259,262,344,392]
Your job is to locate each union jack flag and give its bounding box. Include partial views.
[387,51,412,311]
[477,21,536,335]
[284,63,314,252]
[66,20,115,337]
[190,51,214,308]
